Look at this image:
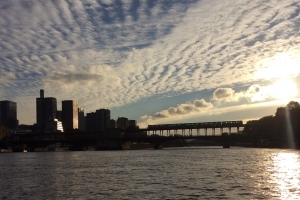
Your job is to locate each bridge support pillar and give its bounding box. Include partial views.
[222,133,231,148]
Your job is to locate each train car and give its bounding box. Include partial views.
[221,121,243,126]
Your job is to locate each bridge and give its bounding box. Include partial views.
[7,121,252,150]
[146,121,244,136]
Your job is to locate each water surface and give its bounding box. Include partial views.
[1,147,300,199]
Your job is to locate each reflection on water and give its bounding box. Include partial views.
[270,152,300,199]
[1,148,300,199]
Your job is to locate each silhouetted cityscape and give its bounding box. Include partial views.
[1,90,300,152]
[0,89,138,133]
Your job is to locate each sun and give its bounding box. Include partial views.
[268,79,298,100]
[255,52,300,80]
[254,52,300,100]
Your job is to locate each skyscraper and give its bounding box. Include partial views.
[78,107,85,131]
[62,100,78,131]
[109,119,116,129]
[56,110,62,122]
[86,112,97,132]
[36,89,57,131]
[0,100,18,129]
[117,117,129,129]
[85,109,110,132]
[96,109,110,132]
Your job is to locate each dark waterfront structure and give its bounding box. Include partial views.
[36,89,57,131]
[8,120,246,150]
[62,100,78,131]
[0,100,18,129]
[6,101,299,150]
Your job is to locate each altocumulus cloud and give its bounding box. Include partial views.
[1,0,300,124]
[50,72,103,84]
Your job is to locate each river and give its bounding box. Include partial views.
[1,147,300,199]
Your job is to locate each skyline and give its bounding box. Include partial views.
[1,0,300,128]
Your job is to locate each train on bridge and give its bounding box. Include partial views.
[148,121,243,129]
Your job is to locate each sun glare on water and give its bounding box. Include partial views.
[270,152,300,199]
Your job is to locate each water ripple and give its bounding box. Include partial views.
[1,148,300,199]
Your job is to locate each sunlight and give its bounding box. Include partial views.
[268,79,298,100]
[270,152,300,199]
[256,52,300,80]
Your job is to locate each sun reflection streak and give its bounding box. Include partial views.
[270,152,300,199]
[284,107,296,149]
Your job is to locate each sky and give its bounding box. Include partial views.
[1,0,300,128]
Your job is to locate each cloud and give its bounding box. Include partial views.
[1,0,300,125]
[50,72,103,84]
[245,84,269,102]
[211,85,269,103]
[212,80,299,104]
[212,88,244,102]
[140,98,213,126]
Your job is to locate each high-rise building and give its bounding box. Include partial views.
[36,90,57,131]
[96,109,110,132]
[45,118,64,132]
[109,119,116,129]
[128,120,138,129]
[86,112,97,132]
[128,120,137,127]
[56,110,62,122]
[117,117,129,129]
[62,100,78,131]
[85,109,110,132]
[0,100,18,129]
[78,107,85,131]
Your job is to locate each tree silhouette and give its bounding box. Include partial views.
[242,101,300,148]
